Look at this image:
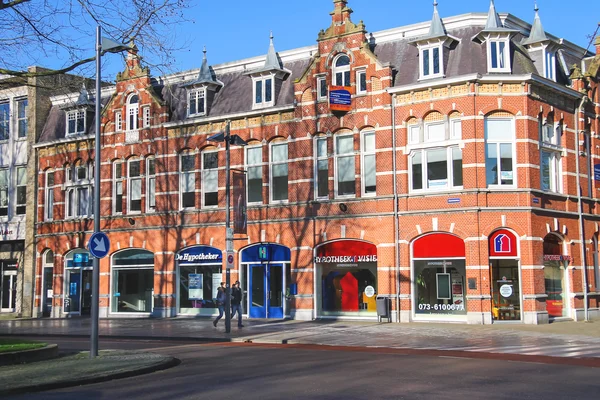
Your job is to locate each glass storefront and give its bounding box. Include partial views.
[1,260,18,312]
[490,260,521,321]
[176,246,223,316]
[64,250,93,315]
[543,234,568,318]
[111,249,154,313]
[315,239,378,317]
[414,259,467,316]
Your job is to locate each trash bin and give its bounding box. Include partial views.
[376,296,391,323]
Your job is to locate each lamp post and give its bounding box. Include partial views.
[91,26,130,358]
[208,120,247,333]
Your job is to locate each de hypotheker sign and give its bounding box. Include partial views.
[176,246,222,265]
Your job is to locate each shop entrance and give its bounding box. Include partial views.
[1,271,17,312]
[543,234,569,319]
[489,229,522,322]
[249,263,285,318]
[64,250,93,316]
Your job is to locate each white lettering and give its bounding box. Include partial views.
[176,252,220,263]
[315,255,377,264]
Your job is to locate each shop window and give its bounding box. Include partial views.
[543,234,567,318]
[15,166,26,215]
[413,234,467,317]
[253,75,274,109]
[245,145,263,204]
[333,54,350,87]
[177,246,223,315]
[269,141,288,202]
[488,38,511,73]
[335,133,355,197]
[188,88,206,117]
[113,161,123,214]
[146,158,156,212]
[0,102,9,140]
[314,136,329,199]
[66,110,86,136]
[410,147,462,191]
[0,168,7,216]
[356,70,367,95]
[45,171,54,221]
[202,150,218,207]
[111,249,154,313]
[361,131,376,196]
[17,99,28,138]
[485,116,515,186]
[128,158,142,213]
[317,76,327,102]
[180,152,196,209]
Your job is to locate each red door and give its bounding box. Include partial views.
[340,272,358,311]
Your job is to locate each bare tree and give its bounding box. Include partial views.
[0,0,191,78]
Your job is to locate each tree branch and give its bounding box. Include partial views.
[0,0,30,11]
[0,55,96,78]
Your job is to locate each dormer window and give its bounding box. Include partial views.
[420,44,443,79]
[66,110,86,136]
[188,88,206,117]
[544,50,556,81]
[488,38,510,72]
[333,55,350,87]
[253,75,274,108]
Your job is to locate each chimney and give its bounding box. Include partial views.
[595,36,600,56]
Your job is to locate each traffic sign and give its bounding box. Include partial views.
[88,231,110,259]
[226,251,234,269]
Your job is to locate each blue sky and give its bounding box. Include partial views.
[102,0,599,79]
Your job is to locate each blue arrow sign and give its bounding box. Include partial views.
[88,231,110,259]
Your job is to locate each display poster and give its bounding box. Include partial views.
[232,171,247,234]
[188,273,203,300]
[212,273,223,300]
[451,272,464,307]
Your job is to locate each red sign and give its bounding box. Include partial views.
[489,229,518,257]
[232,171,247,234]
[413,233,465,258]
[315,240,377,264]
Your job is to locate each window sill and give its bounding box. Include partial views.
[409,187,464,195]
[269,199,289,205]
[188,113,207,118]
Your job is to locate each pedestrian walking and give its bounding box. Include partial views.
[213,285,226,327]
[231,280,244,328]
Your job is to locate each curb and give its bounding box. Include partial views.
[0,355,181,397]
[0,344,59,366]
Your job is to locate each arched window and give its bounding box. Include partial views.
[127,94,139,131]
[333,54,350,87]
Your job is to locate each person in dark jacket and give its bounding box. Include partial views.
[230,281,244,328]
[213,285,226,327]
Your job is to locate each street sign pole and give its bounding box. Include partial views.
[224,122,232,334]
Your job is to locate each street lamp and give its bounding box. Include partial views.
[208,120,247,333]
[91,26,131,358]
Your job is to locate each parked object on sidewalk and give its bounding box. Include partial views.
[376,296,391,323]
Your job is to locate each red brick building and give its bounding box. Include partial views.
[33,0,600,324]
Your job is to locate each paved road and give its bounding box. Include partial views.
[5,337,600,400]
[2,318,600,360]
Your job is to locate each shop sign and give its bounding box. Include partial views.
[543,255,572,262]
[594,163,600,181]
[329,86,352,112]
[488,229,518,258]
[176,246,222,265]
[314,255,377,264]
[315,240,377,266]
[232,171,247,234]
[499,284,513,298]
[364,286,375,297]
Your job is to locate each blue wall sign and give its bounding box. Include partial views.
[329,86,352,111]
[594,164,600,181]
[176,246,222,265]
[447,198,460,204]
[88,231,110,259]
[242,243,291,263]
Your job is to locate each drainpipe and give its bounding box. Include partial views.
[575,95,590,322]
[391,94,401,323]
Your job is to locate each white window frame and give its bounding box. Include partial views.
[316,75,328,102]
[253,74,275,109]
[361,130,376,197]
[245,145,263,205]
[126,94,139,132]
[314,136,329,200]
[544,50,556,82]
[201,149,219,208]
[66,110,86,136]
[334,132,356,198]
[0,102,9,141]
[419,43,443,79]
[146,157,156,213]
[188,88,206,117]
[408,122,421,144]
[17,98,28,139]
[0,167,8,217]
[333,54,351,87]
[487,37,511,73]
[409,146,463,193]
[142,106,150,128]
[356,69,367,95]
[15,165,26,215]
[65,162,93,219]
[180,152,196,210]
[269,141,288,203]
[127,158,142,214]
[485,117,516,187]
[115,111,122,132]
[45,170,55,221]
[113,161,123,215]
[450,118,462,140]
[540,150,562,193]
[425,120,445,143]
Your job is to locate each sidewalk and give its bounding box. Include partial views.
[2,317,600,359]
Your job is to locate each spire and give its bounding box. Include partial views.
[484,0,503,30]
[522,3,549,45]
[183,46,222,88]
[263,31,281,71]
[75,83,93,107]
[428,1,446,38]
